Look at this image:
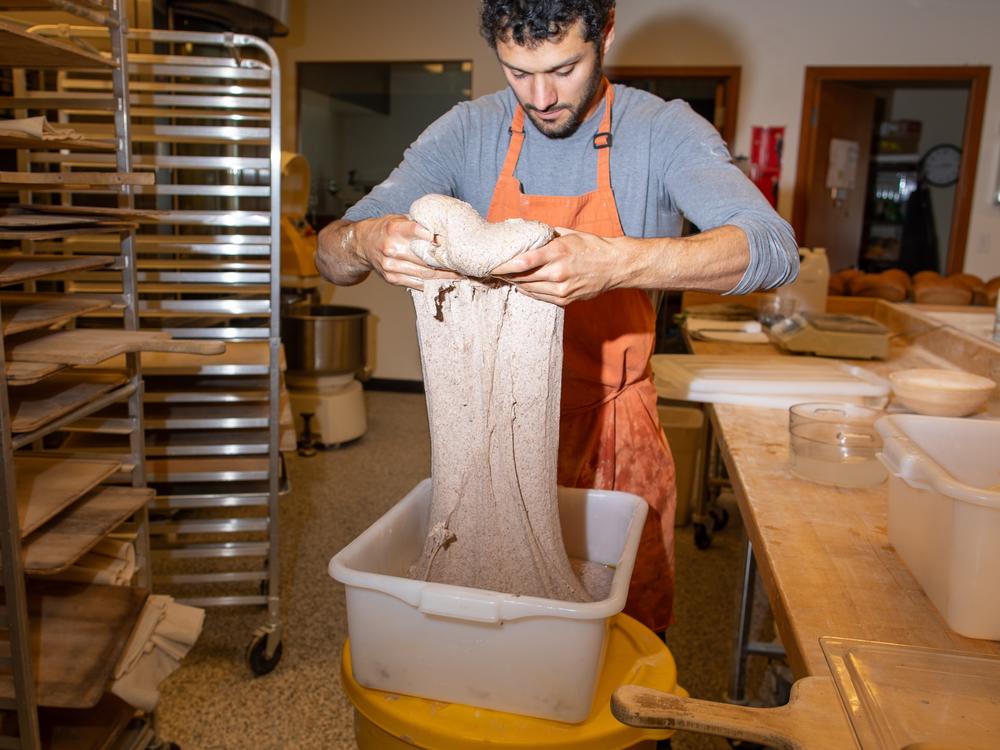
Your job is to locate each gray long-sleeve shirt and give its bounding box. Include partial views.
[344,84,798,293]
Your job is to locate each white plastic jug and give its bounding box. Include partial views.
[779,247,830,314]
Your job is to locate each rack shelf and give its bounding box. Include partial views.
[146,456,270,484]
[0,581,147,709]
[22,486,154,574]
[144,376,270,403]
[0,254,115,286]
[0,1,113,14]
[14,455,121,536]
[0,20,115,69]
[0,294,113,336]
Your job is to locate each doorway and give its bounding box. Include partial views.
[296,61,473,228]
[605,67,741,353]
[792,66,990,274]
[605,66,740,148]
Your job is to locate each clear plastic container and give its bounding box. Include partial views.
[788,402,887,487]
[821,636,1000,750]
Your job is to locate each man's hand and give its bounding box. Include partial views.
[490,227,632,306]
[316,215,460,291]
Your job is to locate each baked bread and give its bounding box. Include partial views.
[947,273,987,305]
[913,275,973,305]
[986,276,1000,307]
[881,268,912,294]
[847,271,907,302]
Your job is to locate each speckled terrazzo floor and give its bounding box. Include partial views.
[156,391,779,750]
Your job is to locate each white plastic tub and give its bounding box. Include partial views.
[329,478,648,723]
[876,414,1000,639]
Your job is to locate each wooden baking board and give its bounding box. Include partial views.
[32,693,135,750]
[0,293,113,336]
[0,214,110,228]
[23,486,154,574]
[0,20,115,69]
[8,371,128,433]
[15,455,121,536]
[7,329,225,365]
[0,132,114,152]
[92,340,273,374]
[5,360,65,385]
[0,254,116,286]
[0,581,147,709]
[0,171,154,189]
[15,203,163,220]
[0,225,136,241]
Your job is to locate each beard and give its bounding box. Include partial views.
[521,56,605,139]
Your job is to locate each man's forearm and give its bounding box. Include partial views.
[619,225,750,293]
[316,219,371,286]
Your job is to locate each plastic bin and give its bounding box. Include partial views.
[658,405,705,526]
[329,479,648,723]
[876,414,1000,639]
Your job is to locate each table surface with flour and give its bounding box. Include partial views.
[677,293,1000,677]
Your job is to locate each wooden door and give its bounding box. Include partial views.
[803,83,876,271]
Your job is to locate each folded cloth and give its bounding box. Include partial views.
[111,595,205,711]
[685,317,763,334]
[48,537,135,586]
[690,329,770,343]
[0,115,85,141]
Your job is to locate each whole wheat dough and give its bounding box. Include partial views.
[408,195,591,602]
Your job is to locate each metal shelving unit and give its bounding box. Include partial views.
[0,5,222,746]
[20,27,288,676]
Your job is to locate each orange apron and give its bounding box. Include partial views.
[487,83,677,631]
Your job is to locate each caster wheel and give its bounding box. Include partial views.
[710,505,730,532]
[694,523,712,550]
[246,632,282,676]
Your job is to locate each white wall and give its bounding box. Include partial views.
[274,0,1000,379]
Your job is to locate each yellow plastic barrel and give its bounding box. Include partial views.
[341,613,685,750]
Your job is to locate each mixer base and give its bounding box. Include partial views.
[290,378,367,447]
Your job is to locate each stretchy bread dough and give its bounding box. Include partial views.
[407,195,591,602]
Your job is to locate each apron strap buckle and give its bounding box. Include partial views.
[592,131,613,149]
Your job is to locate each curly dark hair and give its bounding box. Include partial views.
[480,0,615,50]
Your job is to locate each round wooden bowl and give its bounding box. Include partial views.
[889,369,996,417]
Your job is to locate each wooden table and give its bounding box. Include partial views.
[679,297,1000,677]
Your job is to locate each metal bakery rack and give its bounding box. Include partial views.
[0,1,233,747]
[13,25,292,677]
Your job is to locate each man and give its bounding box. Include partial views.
[316,0,797,633]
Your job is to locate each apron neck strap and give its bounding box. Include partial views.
[501,79,615,191]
